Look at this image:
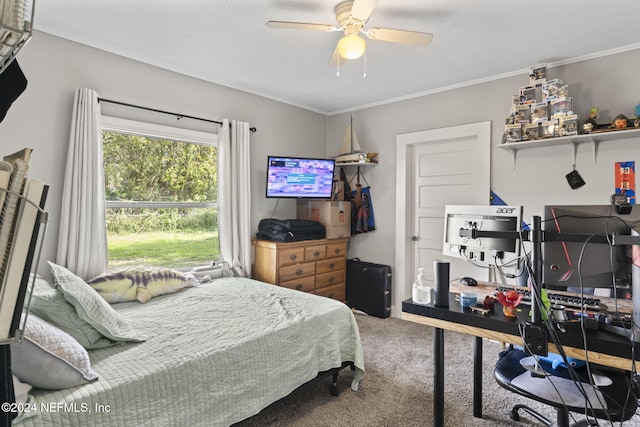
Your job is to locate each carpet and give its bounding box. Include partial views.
[235,312,640,426]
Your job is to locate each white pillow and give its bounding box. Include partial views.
[11,376,37,422]
[13,375,32,405]
[48,262,146,344]
[30,278,114,350]
[11,314,98,390]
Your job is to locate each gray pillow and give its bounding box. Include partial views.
[30,279,114,349]
[12,375,37,422]
[48,262,146,344]
[11,314,98,390]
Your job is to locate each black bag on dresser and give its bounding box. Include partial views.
[346,258,392,318]
[256,219,326,242]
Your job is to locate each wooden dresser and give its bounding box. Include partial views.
[252,237,349,302]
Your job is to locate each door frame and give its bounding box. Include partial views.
[394,121,491,316]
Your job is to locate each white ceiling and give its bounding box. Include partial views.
[34,0,640,115]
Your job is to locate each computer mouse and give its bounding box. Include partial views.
[460,277,478,286]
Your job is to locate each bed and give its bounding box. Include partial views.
[10,271,365,427]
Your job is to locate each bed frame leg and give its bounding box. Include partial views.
[331,371,339,396]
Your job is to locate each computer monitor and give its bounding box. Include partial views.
[542,205,640,294]
[630,228,640,341]
[442,205,523,267]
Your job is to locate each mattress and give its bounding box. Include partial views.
[15,277,365,426]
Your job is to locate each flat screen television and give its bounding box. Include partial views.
[265,156,336,199]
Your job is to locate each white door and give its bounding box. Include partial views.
[395,122,490,316]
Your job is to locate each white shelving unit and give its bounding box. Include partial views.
[0,0,34,74]
[335,161,377,168]
[498,127,640,168]
[335,161,377,190]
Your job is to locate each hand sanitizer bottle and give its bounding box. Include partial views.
[412,268,432,305]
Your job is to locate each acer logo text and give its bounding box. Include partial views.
[496,208,516,214]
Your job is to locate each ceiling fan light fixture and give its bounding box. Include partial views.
[337,34,366,59]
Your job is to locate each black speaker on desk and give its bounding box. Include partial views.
[434,259,450,307]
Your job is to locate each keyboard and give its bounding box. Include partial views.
[495,287,603,311]
[599,313,635,338]
[604,313,633,328]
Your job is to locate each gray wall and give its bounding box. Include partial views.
[0,31,327,274]
[3,31,640,285]
[328,48,640,281]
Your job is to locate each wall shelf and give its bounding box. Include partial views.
[335,161,377,167]
[498,127,640,168]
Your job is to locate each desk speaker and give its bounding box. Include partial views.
[434,259,450,307]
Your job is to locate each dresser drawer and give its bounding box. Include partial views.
[280,275,315,292]
[279,262,315,282]
[315,283,345,301]
[316,257,346,274]
[326,241,347,258]
[316,269,344,290]
[278,247,305,266]
[304,244,326,262]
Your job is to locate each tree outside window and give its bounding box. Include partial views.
[101,117,219,269]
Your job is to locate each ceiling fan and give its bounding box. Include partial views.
[266,0,433,65]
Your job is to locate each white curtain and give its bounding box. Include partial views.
[56,88,108,280]
[218,119,252,276]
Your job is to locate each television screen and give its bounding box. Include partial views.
[266,156,336,199]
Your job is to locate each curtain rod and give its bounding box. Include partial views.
[97,98,257,133]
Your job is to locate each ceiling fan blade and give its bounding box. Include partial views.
[350,0,379,22]
[266,21,338,32]
[366,27,433,46]
[329,44,347,65]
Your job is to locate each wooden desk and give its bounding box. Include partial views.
[401,280,639,427]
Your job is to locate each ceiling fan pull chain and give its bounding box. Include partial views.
[337,58,340,77]
[363,49,367,78]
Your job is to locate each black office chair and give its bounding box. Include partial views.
[495,346,638,426]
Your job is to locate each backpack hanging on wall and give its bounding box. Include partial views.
[351,188,375,234]
[349,167,375,234]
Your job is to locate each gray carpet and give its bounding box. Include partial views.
[235,312,640,426]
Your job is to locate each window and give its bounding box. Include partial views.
[101,116,219,270]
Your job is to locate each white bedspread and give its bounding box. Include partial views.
[15,277,365,426]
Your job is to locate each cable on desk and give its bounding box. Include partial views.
[519,251,608,426]
[499,215,638,423]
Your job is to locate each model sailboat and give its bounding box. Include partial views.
[334,116,368,163]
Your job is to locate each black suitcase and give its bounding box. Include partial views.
[256,218,326,242]
[346,258,391,318]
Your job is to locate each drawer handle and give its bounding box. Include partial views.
[328,276,335,283]
[334,249,340,254]
[295,284,303,290]
[295,268,303,276]
[328,263,335,269]
[328,293,335,298]
[313,250,321,257]
[290,254,297,261]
